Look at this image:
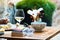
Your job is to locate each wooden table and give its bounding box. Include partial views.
[0,27,60,40]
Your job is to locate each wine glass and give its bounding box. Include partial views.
[15,9,25,23]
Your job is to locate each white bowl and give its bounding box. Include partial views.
[31,22,46,32]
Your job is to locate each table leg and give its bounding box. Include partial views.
[7,38,19,40]
[7,38,40,40]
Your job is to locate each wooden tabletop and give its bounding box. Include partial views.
[0,27,60,40]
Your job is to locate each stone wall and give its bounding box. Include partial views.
[0,0,4,18]
[51,0,60,26]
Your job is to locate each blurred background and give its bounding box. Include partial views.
[0,0,60,26]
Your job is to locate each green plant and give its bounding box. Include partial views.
[16,0,56,26]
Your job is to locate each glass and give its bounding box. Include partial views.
[15,9,25,23]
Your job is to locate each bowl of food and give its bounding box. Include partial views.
[31,22,46,32]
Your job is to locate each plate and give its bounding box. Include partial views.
[0,32,4,35]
